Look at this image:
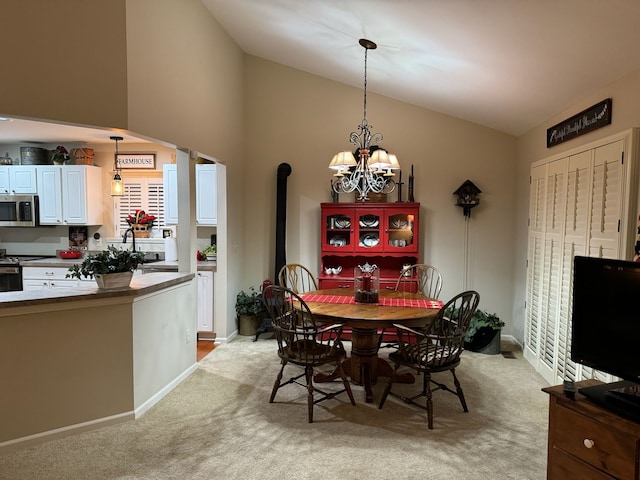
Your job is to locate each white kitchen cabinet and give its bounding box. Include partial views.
[196,164,217,226]
[0,166,37,194]
[36,165,103,225]
[22,267,79,291]
[196,270,214,333]
[162,163,217,226]
[162,164,178,225]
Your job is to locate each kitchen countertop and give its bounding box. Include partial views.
[19,257,216,272]
[0,272,195,309]
[138,260,217,272]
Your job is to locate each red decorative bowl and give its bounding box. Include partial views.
[59,250,83,259]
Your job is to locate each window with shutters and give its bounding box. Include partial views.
[113,176,165,237]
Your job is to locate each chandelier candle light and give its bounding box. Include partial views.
[330,39,400,201]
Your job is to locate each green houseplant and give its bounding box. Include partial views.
[464,309,505,354]
[66,245,146,288]
[236,286,267,335]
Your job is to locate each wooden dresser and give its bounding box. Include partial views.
[543,380,640,479]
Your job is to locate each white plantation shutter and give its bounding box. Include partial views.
[114,177,165,237]
[589,141,624,258]
[524,164,546,362]
[556,151,590,382]
[540,159,567,380]
[147,181,165,227]
[525,132,636,385]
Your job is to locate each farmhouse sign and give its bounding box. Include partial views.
[547,98,612,148]
[115,152,156,169]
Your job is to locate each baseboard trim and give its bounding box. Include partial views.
[501,334,521,350]
[0,411,134,453]
[1,364,200,453]
[134,362,199,418]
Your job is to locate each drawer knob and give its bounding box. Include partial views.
[583,438,595,449]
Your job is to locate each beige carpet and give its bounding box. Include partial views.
[0,337,549,480]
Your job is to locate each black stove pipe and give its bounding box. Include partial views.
[274,163,292,284]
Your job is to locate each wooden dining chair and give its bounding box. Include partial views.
[379,264,444,348]
[395,264,443,299]
[378,290,480,429]
[277,263,318,294]
[262,285,356,423]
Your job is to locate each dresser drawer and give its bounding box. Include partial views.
[318,278,353,289]
[549,446,616,480]
[554,404,637,479]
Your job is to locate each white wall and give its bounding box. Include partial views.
[243,57,518,334]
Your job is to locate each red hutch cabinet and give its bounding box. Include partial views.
[319,202,420,291]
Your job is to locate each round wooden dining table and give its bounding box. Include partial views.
[299,288,442,403]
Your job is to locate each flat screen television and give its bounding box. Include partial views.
[571,255,640,421]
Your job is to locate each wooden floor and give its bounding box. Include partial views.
[197,339,216,361]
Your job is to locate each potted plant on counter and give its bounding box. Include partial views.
[236,286,267,336]
[66,245,146,289]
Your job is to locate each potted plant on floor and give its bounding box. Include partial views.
[66,245,146,289]
[464,309,505,354]
[236,286,267,336]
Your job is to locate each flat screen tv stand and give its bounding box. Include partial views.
[543,380,640,479]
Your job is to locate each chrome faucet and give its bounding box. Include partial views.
[122,227,136,252]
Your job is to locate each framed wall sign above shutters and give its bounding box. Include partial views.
[546,98,612,148]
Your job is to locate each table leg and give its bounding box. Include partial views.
[349,328,383,403]
[315,327,415,403]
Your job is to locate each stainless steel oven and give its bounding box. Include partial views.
[0,263,22,292]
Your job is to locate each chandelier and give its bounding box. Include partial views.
[330,39,400,201]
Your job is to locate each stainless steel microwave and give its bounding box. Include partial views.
[0,194,39,227]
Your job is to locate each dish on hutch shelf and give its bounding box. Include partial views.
[390,218,409,229]
[329,236,347,247]
[359,215,379,228]
[324,266,342,275]
[334,217,351,229]
[360,234,380,247]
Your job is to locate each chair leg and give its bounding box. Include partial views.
[305,366,314,423]
[451,368,468,412]
[378,365,398,409]
[270,360,286,403]
[425,372,434,429]
[336,362,356,406]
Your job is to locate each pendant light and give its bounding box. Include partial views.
[110,136,124,196]
[330,39,400,201]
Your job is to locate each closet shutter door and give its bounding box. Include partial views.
[556,150,591,383]
[588,140,624,259]
[524,164,547,363]
[525,130,636,385]
[538,158,568,381]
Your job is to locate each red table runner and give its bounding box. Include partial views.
[300,293,444,309]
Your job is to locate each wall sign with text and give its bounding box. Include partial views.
[115,152,156,169]
[547,99,612,148]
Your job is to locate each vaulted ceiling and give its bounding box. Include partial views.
[203,0,640,136]
[4,1,640,144]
